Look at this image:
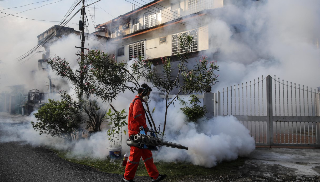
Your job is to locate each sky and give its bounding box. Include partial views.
[0,0,144,88]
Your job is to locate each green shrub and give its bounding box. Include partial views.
[32,98,81,140]
[179,94,206,122]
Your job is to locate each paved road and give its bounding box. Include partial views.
[249,148,320,176]
[0,140,122,182]
[0,119,125,182]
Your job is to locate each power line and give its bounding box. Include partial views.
[86,5,96,28]
[60,0,82,25]
[0,0,81,23]
[1,0,54,10]
[0,10,60,22]
[96,6,114,19]
[18,8,81,62]
[19,8,81,62]
[85,0,101,7]
[17,1,82,61]
[1,0,66,19]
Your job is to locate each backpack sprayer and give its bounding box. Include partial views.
[126,126,188,150]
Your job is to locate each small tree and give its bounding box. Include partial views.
[131,35,219,135]
[45,50,139,136]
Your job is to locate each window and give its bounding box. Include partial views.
[144,11,161,29]
[129,40,145,60]
[132,18,139,25]
[188,0,198,13]
[122,23,130,29]
[131,18,141,33]
[171,2,182,18]
[117,47,124,56]
[188,0,212,13]
[172,30,198,55]
[159,37,167,44]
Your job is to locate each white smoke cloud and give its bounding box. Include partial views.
[0,113,68,150]
[205,0,320,92]
[0,93,255,168]
[146,97,255,168]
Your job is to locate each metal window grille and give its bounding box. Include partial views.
[188,0,197,13]
[144,13,149,29]
[144,11,160,29]
[172,30,198,55]
[129,40,145,60]
[188,0,212,14]
[129,44,133,60]
[117,47,124,56]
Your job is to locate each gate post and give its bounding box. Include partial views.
[316,92,320,116]
[204,92,214,118]
[266,75,273,146]
[213,91,221,116]
[218,91,221,116]
[316,92,320,145]
[213,93,217,117]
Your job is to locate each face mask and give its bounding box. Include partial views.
[143,96,149,102]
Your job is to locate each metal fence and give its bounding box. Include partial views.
[205,75,320,147]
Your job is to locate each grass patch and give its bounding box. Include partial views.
[53,149,247,181]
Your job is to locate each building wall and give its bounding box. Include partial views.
[198,25,209,51]
[109,0,228,62]
[115,23,209,62]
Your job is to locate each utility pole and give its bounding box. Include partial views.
[78,0,86,101]
[81,0,85,56]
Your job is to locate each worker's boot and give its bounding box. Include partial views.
[121,176,135,182]
[152,174,167,182]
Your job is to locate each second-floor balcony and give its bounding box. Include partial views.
[95,0,224,39]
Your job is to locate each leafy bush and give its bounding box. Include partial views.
[179,95,206,122]
[105,106,127,144]
[32,97,81,140]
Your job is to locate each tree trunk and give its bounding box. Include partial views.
[162,94,169,137]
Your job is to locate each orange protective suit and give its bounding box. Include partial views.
[124,96,159,180]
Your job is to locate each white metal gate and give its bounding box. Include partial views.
[206,75,320,147]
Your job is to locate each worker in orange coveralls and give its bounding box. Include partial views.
[121,84,167,182]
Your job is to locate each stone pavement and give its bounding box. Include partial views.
[247,148,320,176]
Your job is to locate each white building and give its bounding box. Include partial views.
[95,0,241,63]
